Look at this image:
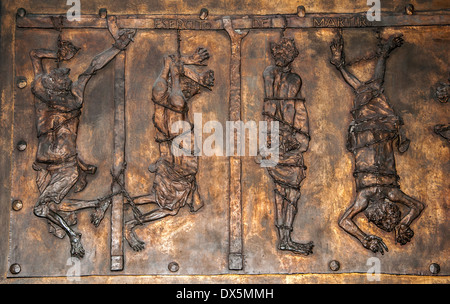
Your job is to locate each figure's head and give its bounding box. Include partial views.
[364,197,401,232]
[57,37,80,62]
[436,83,449,103]
[180,76,201,100]
[270,38,299,67]
[42,68,72,95]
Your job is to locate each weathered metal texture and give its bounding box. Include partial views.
[1,0,449,283]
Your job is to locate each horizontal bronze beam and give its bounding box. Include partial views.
[16,10,450,30]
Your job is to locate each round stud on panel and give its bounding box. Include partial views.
[99,8,108,19]
[12,200,23,212]
[297,5,306,17]
[10,263,21,275]
[16,140,27,152]
[17,8,27,18]
[329,260,340,271]
[429,263,440,275]
[406,4,415,15]
[199,8,209,20]
[16,76,28,89]
[168,261,180,272]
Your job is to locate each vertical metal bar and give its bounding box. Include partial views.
[224,17,248,270]
[111,52,126,271]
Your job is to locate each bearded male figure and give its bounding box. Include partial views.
[261,37,313,255]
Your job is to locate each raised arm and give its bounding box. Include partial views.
[71,47,122,101]
[30,49,58,76]
[372,34,404,87]
[72,16,136,103]
[330,34,362,90]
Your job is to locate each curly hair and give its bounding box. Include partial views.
[364,197,401,232]
[270,38,299,67]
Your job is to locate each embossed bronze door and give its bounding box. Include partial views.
[1,0,449,283]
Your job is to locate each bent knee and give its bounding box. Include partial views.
[167,208,180,216]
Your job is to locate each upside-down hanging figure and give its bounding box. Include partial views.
[124,42,215,251]
[330,30,425,254]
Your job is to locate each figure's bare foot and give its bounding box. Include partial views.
[90,199,111,227]
[125,222,145,251]
[70,233,85,259]
[279,240,314,256]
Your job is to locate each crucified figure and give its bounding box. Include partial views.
[330,31,425,254]
[122,46,214,251]
[30,16,136,258]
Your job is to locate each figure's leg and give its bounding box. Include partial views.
[33,164,86,258]
[88,192,158,228]
[125,206,180,251]
[57,198,99,212]
[274,184,286,243]
[34,200,85,258]
[279,188,314,255]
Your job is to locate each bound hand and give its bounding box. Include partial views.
[363,235,389,255]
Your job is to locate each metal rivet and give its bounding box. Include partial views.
[406,4,414,15]
[12,200,23,211]
[199,8,209,20]
[99,8,108,19]
[329,260,340,271]
[297,6,306,17]
[16,140,27,151]
[10,263,21,275]
[168,261,179,272]
[16,76,28,89]
[17,8,26,18]
[429,263,440,275]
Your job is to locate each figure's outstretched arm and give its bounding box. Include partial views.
[72,16,136,103]
[29,49,57,76]
[337,66,362,90]
[372,34,403,87]
[330,33,362,90]
[71,47,122,100]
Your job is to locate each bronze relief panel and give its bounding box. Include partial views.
[6,4,450,278]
